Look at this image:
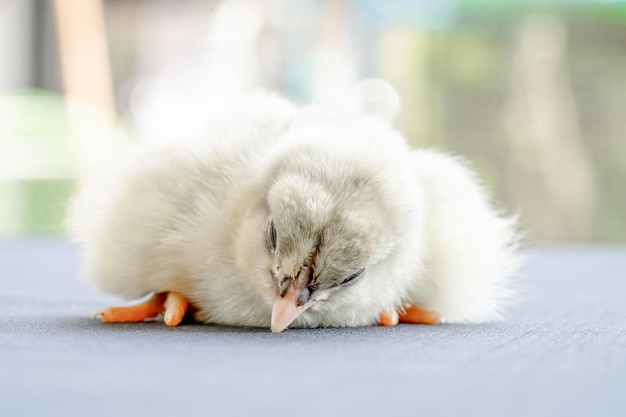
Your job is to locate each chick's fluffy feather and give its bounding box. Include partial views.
[68,94,519,328]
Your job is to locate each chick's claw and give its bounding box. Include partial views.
[379,309,399,326]
[163,291,189,326]
[94,292,190,326]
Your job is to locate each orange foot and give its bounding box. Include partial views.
[94,291,190,327]
[379,305,441,326]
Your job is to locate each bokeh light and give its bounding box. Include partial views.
[1,0,625,242]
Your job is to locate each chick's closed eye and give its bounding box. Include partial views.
[266,220,277,252]
[338,268,366,286]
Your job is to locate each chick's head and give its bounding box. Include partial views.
[264,151,397,332]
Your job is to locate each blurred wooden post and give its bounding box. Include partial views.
[504,15,594,242]
[53,0,116,117]
[52,0,124,184]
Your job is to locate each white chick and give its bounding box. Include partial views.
[67,93,520,332]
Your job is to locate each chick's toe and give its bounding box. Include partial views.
[163,292,189,326]
[379,309,399,326]
[398,305,441,325]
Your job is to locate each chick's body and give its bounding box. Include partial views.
[69,94,519,329]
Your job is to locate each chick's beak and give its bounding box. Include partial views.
[271,278,312,333]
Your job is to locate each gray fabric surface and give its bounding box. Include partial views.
[0,240,624,417]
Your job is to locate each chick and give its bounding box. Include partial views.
[67,93,519,332]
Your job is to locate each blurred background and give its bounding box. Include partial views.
[0,0,624,243]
